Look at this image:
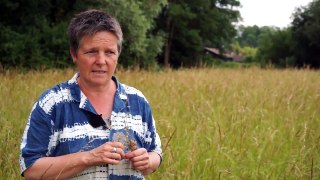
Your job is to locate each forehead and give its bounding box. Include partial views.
[79,31,118,48]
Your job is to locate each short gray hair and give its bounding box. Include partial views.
[68,9,123,54]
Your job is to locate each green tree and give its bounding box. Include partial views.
[0,0,167,69]
[156,0,241,68]
[236,25,279,48]
[236,25,260,47]
[291,0,320,68]
[256,28,295,68]
[0,0,99,69]
[102,0,167,69]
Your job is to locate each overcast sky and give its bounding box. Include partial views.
[237,0,313,28]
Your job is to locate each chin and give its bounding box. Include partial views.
[93,79,109,85]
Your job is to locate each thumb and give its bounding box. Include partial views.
[125,151,135,159]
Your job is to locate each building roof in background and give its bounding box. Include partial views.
[204,47,245,62]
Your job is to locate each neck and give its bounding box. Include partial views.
[77,77,116,117]
[77,77,116,97]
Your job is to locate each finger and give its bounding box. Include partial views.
[132,159,149,168]
[125,148,147,159]
[103,157,122,165]
[125,151,134,159]
[110,146,126,159]
[100,151,124,165]
[109,152,123,161]
[130,153,149,163]
[111,146,117,153]
[110,141,125,149]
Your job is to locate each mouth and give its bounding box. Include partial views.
[92,70,107,74]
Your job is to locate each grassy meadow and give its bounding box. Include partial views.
[0,68,319,179]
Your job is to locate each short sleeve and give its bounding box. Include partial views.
[142,99,162,159]
[19,101,54,175]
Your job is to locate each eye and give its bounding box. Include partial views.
[105,51,116,56]
[84,50,97,55]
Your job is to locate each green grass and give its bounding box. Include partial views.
[0,68,319,179]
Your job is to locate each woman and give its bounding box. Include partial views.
[20,9,162,179]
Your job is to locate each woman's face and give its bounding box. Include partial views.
[71,31,119,88]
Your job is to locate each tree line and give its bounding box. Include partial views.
[0,0,319,70]
[235,0,320,69]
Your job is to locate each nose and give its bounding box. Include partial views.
[96,52,106,65]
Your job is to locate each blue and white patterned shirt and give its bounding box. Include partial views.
[20,73,162,179]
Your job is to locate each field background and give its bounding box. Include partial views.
[0,68,319,179]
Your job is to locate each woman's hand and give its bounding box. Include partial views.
[87,141,125,166]
[23,142,125,180]
[125,148,150,171]
[125,149,161,175]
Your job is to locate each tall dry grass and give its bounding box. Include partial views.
[0,68,319,179]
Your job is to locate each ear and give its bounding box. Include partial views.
[70,49,77,63]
